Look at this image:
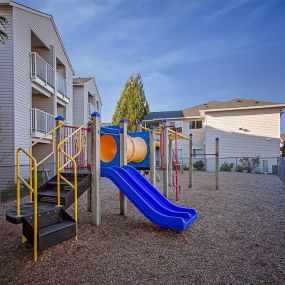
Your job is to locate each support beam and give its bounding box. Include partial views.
[87,121,92,212]
[162,119,169,197]
[189,133,193,189]
[215,137,219,190]
[120,118,128,216]
[90,112,101,226]
[149,126,156,187]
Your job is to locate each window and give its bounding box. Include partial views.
[96,100,100,111]
[189,120,202,129]
[169,121,183,133]
[193,149,203,157]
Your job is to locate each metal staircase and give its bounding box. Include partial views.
[6,172,91,250]
[6,119,90,262]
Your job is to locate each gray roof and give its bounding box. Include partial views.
[144,98,284,121]
[182,101,223,117]
[204,98,284,111]
[144,111,184,121]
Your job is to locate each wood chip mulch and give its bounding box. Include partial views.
[0,171,284,285]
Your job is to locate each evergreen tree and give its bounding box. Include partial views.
[282,143,285,157]
[0,16,8,44]
[112,73,149,131]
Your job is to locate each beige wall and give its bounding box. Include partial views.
[205,108,281,172]
[0,5,15,191]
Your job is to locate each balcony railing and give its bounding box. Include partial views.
[57,73,71,102]
[31,108,56,136]
[30,52,55,88]
[30,52,71,102]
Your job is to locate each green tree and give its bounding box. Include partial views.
[0,15,8,44]
[282,143,285,157]
[112,73,149,131]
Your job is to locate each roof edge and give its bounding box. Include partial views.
[9,1,75,75]
[201,104,285,114]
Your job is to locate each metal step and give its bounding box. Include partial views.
[38,221,76,250]
[23,208,76,251]
[37,189,72,208]
[6,203,57,224]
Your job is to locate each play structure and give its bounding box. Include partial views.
[6,113,198,262]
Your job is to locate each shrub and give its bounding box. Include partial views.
[193,160,204,171]
[220,162,234,172]
[235,165,244,172]
[239,155,260,173]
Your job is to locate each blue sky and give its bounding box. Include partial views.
[21,0,285,131]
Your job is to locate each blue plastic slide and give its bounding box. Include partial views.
[101,166,197,231]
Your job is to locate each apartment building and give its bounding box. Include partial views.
[73,77,102,126]
[0,1,101,194]
[144,99,285,173]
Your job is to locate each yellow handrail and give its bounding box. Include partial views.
[29,122,63,171]
[16,147,38,262]
[56,122,88,241]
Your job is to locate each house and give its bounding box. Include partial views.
[73,77,102,126]
[144,98,285,173]
[0,1,102,196]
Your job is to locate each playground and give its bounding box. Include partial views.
[1,170,285,284]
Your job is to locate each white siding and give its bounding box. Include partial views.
[0,6,15,191]
[13,6,74,157]
[73,79,102,126]
[32,94,53,114]
[205,108,281,172]
[73,86,84,126]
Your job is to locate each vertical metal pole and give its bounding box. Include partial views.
[120,118,128,216]
[149,126,156,187]
[87,122,92,212]
[91,112,101,225]
[215,137,219,190]
[189,134,193,189]
[168,138,173,187]
[162,119,169,197]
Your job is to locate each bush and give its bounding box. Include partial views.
[193,160,204,171]
[239,155,260,173]
[220,162,234,172]
[235,165,244,172]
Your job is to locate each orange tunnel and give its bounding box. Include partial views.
[100,134,147,164]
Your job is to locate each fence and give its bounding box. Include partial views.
[277,157,285,185]
[0,162,55,204]
[156,156,279,174]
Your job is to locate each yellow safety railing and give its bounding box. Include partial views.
[16,148,38,262]
[16,122,64,262]
[29,123,63,199]
[57,122,88,240]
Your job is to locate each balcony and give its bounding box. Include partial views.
[30,52,71,103]
[57,73,71,103]
[31,108,55,139]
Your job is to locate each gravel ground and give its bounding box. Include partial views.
[0,171,285,285]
